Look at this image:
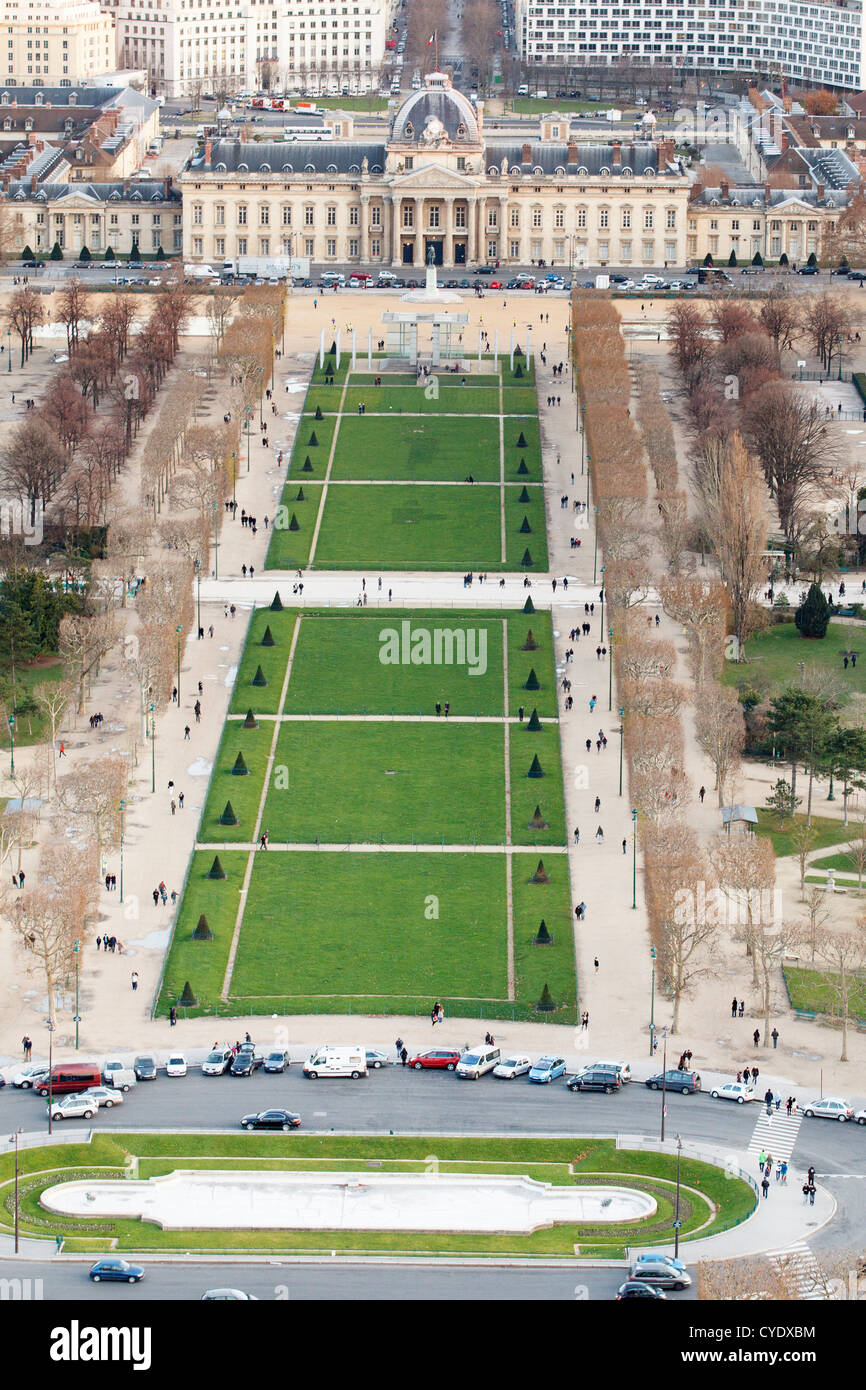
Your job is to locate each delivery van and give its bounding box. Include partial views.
[303,1046,367,1079]
[36,1062,102,1096]
[456,1044,501,1079]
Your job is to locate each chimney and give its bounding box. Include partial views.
[567,140,578,170]
[781,132,788,151]
[204,138,212,167]
[612,140,621,165]
[720,177,729,199]
[30,174,37,193]
[817,181,825,201]
[521,141,532,171]
[657,137,674,167]
[164,175,172,198]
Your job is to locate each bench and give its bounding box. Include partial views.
[793,1009,817,1022]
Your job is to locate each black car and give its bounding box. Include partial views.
[616,1281,666,1300]
[645,1069,701,1095]
[241,1109,301,1131]
[133,1055,157,1081]
[263,1049,290,1073]
[567,1067,621,1094]
[476,265,495,275]
[608,272,628,284]
[797,265,819,276]
[505,278,520,289]
[230,1046,264,1076]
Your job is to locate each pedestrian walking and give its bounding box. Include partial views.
[731,997,738,1018]
[152,889,159,907]
[807,1165,815,1185]
[758,1149,766,1171]
[779,1160,788,1185]
[22,1035,32,1060]
[786,1096,795,1116]
[169,1006,177,1026]
[753,1028,760,1047]
[170,799,176,815]
[96,935,101,950]
[594,956,599,973]
[595,826,604,844]
[761,1175,770,1199]
[764,1087,774,1116]
[59,742,66,758]
[131,971,139,991]
[771,1027,779,1048]
[774,1090,782,1111]
[184,726,190,740]
[178,792,184,809]
[573,827,580,844]
[400,1047,408,1067]
[699,785,705,803]
[395,1036,404,1060]
[808,1183,816,1206]
[622,838,627,854]
[802,1181,811,1205]
[738,1000,745,1017]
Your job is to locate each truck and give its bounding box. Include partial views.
[184,262,220,279]
[303,1045,368,1079]
[221,255,310,280]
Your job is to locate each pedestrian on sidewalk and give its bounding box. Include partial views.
[764,1087,774,1115]
[184,726,190,740]
[761,1174,770,1199]
[779,1160,788,1185]
[596,826,604,844]
[96,935,101,950]
[178,792,184,809]
[622,838,627,854]
[400,1047,408,1067]
[131,971,139,991]
[786,1096,795,1116]
[573,827,580,845]
[753,1028,760,1047]
[395,1036,404,1060]
[774,1090,782,1111]
[59,742,65,757]
[594,956,599,973]
[731,997,738,1018]
[22,1035,32,1060]
[771,1027,779,1048]
[738,1000,745,1017]
[699,785,705,803]
[758,1149,766,1171]
[808,1182,816,1206]
[802,1181,811,1205]
[170,799,176,815]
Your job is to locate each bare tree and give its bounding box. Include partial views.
[58,611,119,714]
[758,290,800,355]
[700,432,768,659]
[743,382,838,545]
[644,822,718,1033]
[6,287,44,366]
[800,887,831,965]
[56,279,90,356]
[55,756,127,855]
[32,679,74,794]
[816,923,866,1061]
[695,682,745,807]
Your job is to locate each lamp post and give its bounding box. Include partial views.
[149,701,155,795]
[7,713,13,776]
[119,800,126,906]
[8,1128,23,1251]
[660,1026,668,1142]
[245,404,252,473]
[631,806,638,909]
[72,939,80,1050]
[47,1019,55,1135]
[580,403,585,473]
[618,706,625,796]
[674,1133,683,1258]
[231,449,237,509]
[175,625,182,703]
[6,327,11,372]
[592,508,599,584]
[213,501,219,580]
[608,625,613,712]
[598,572,605,639]
[649,944,657,1057]
[585,453,591,510]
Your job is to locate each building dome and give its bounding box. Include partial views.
[391,72,479,145]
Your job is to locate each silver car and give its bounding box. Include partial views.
[49,1093,98,1121]
[628,1260,691,1291]
[79,1086,124,1109]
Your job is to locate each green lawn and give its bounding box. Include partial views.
[0,659,68,750]
[282,612,507,715]
[312,484,506,570]
[341,385,504,415]
[228,608,296,714]
[512,852,575,1016]
[265,482,323,570]
[755,809,863,858]
[261,721,506,842]
[232,851,508,1001]
[783,965,866,1020]
[330,414,500,481]
[286,413,337,480]
[724,620,866,696]
[509,720,567,847]
[197,720,271,844]
[157,850,247,1012]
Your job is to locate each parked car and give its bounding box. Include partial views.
[201,1288,258,1300]
[616,1281,666,1300]
[641,273,665,286]
[89,1259,145,1284]
[165,1053,187,1077]
[608,273,628,284]
[490,280,503,290]
[493,1054,532,1079]
[79,1086,124,1109]
[408,1049,460,1071]
[263,1049,290,1073]
[230,1046,264,1076]
[528,1055,567,1084]
[667,280,684,290]
[632,1251,687,1274]
[49,1093,98,1121]
[377,270,397,282]
[710,1082,756,1104]
[741,265,762,274]
[365,1049,390,1069]
[797,265,819,275]
[855,1109,866,1125]
[800,1097,853,1121]
[583,1060,631,1084]
[133,1056,157,1081]
[476,265,495,275]
[202,1048,234,1077]
[628,1260,691,1291]
[10,1065,49,1089]
[241,1109,301,1131]
[566,1067,621,1094]
[645,1069,701,1094]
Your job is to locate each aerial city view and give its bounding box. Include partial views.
[1,0,866,1358]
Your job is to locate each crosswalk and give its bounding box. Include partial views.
[765,1241,827,1300]
[747,1107,803,1162]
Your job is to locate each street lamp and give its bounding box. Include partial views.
[72,939,80,1051]
[608,625,613,712]
[175,625,182,703]
[618,706,625,797]
[580,403,585,473]
[598,575,605,640]
[7,713,14,775]
[7,1128,23,1252]
[245,404,252,473]
[149,701,155,795]
[592,510,599,585]
[631,807,638,910]
[674,1133,684,1258]
[47,1019,55,1135]
[649,944,657,1057]
[213,501,219,581]
[231,449,237,509]
[6,327,10,372]
[119,800,126,906]
[660,1026,669,1141]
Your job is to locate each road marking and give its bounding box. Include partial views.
[747,1109,803,1161]
[765,1240,826,1300]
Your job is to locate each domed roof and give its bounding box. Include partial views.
[391,73,479,145]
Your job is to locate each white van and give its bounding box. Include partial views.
[303,1045,367,1079]
[456,1044,500,1079]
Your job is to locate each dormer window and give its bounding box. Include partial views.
[599,167,610,177]
[457,123,466,138]
[237,162,249,172]
[260,163,271,172]
[404,122,413,136]
[3,119,10,131]
[577,166,588,176]
[34,94,42,106]
[24,118,33,131]
[621,167,632,177]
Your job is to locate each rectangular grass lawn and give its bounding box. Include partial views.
[261,721,506,843]
[312,483,504,570]
[265,482,323,570]
[282,612,507,715]
[505,483,548,570]
[509,720,567,847]
[231,851,508,1001]
[723,620,866,695]
[507,613,558,718]
[342,385,503,415]
[229,608,296,715]
[330,414,500,482]
[198,720,271,844]
[287,414,337,480]
[157,850,248,1014]
[511,852,577,1021]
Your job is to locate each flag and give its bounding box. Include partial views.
[426,33,435,46]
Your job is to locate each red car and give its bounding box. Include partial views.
[408,1049,460,1071]
[490,280,503,290]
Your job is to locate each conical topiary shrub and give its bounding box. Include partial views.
[514,345,524,357]
[309,430,319,445]
[534,919,552,945]
[530,859,550,883]
[536,982,555,1011]
[315,405,323,420]
[517,458,529,475]
[179,980,197,1007]
[328,341,337,356]
[288,513,300,531]
[302,456,314,472]
[521,548,534,568]
[518,485,531,504]
[261,625,275,646]
[516,430,527,447]
[519,516,532,533]
[324,355,334,373]
[295,487,306,501]
[243,709,259,729]
[522,628,538,650]
[252,665,268,686]
[523,667,540,690]
[528,805,548,830]
[514,361,524,378]
[207,854,226,880]
[193,914,213,941]
[795,582,830,639]
[523,596,535,614]
[526,708,542,731]
[219,801,238,825]
[231,751,249,775]
[270,591,283,611]
[528,753,544,778]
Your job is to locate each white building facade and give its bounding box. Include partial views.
[1,0,115,85]
[516,0,866,91]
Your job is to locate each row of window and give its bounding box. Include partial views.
[188,232,682,263]
[189,200,680,231]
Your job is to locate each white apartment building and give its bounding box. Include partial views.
[103,0,394,98]
[516,0,866,91]
[1,0,115,84]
